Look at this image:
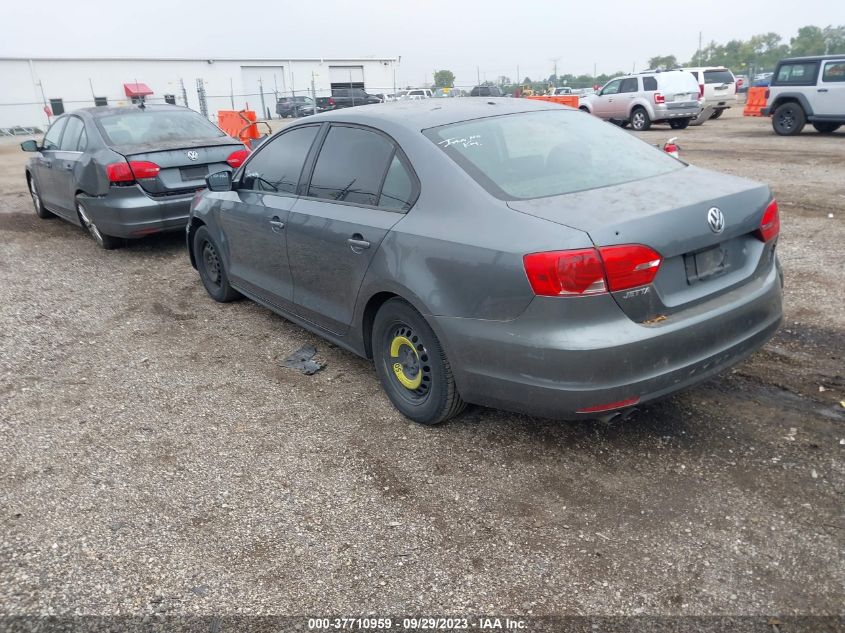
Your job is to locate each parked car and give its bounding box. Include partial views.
[579,70,701,130]
[402,88,433,100]
[21,104,248,249]
[682,66,737,119]
[761,55,845,135]
[470,85,503,97]
[187,99,782,425]
[276,96,318,118]
[735,75,749,93]
[550,86,573,95]
[317,88,382,111]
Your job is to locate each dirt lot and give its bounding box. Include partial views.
[0,108,843,620]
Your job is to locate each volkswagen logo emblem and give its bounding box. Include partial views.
[707,207,725,234]
[186,150,199,161]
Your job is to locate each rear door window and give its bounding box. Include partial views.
[774,62,819,85]
[42,118,67,151]
[241,125,319,194]
[703,69,734,84]
[59,117,84,151]
[378,155,416,211]
[619,78,639,93]
[307,125,394,206]
[822,61,845,82]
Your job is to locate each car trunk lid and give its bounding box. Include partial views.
[507,166,774,322]
[110,137,245,196]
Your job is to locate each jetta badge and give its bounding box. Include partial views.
[186,150,199,161]
[707,207,725,234]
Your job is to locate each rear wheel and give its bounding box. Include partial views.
[812,122,841,134]
[710,108,725,120]
[76,197,123,249]
[29,176,54,219]
[630,107,651,131]
[772,102,806,136]
[669,118,691,130]
[193,225,241,302]
[372,298,465,425]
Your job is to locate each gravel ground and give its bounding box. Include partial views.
[0,108,843,619]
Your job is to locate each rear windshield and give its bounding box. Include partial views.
[96,110,224,145]
[424,110,683,200]
[656,72,700,94]
[704,69,734,84]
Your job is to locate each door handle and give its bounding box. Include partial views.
[817,88,828,92]
[63,163,74,171]
[269,216,285,231]
[347,235,370,252]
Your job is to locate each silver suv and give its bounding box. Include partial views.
[762,55,845,135]
[580,70,701,131]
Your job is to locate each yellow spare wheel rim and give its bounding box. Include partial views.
[390,335,422,390]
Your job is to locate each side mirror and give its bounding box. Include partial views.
[20,139,39,152]
[205,170,233,192]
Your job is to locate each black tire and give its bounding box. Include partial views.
[812,122,841,134]
[619,120,630,128]
[710,108,725,120]
[669,118,691,130]
[630,107,651,131]
[372,298,465,425]
[579,106,590,113]
[193,225,241,302]
[76,196,123,249]
[772,102,806,136]
[28,174,54,219]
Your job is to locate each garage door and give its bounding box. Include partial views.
[241,66,285,117]
[329,66,365,91]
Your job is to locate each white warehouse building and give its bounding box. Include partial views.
[0,56,399,130]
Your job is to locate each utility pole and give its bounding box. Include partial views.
[697,31,702,65]
[593,62,597,87]
[517,64,520,85]
[477,66,480,86]
[229,77,234,109]
[258,76,267,120]
[311,71,317,115]
[550,57,560,85]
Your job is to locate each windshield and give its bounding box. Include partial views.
[96,110,224,145]
[424,110,684,200]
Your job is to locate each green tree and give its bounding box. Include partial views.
[790,26,826,56]
[647,55,678,69]
[433,70,455,88]
[823,25,845,53]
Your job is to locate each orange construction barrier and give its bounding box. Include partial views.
[526,94,580,109]
[743,87,767,117]
[217,110,260,145]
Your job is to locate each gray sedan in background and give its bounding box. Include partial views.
[22,104,248,249]
[187,99,783,424]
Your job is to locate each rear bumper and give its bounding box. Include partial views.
[652,104,701,120]
[434,261,783,419]
[78,186,194,239]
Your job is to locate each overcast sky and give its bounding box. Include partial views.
[3,0,844,87]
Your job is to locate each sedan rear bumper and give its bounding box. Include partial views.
[78,185,195,239]
[434,261,782,419]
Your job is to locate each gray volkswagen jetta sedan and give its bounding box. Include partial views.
[187,98,783,424]
[22,104,249,249]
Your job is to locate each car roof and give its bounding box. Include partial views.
[74,104,192,119]
[779,55,845,63]
[682,66,731,72]
[301,97,564,130]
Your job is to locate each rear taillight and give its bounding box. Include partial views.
[699,83,705,98]
[654,92,665,104]
[106,160,160,184]
[226,148,250,168]
[757,199,780,242]
[599,244,662,292]
[523,244,662,297]
[328,97,336,105]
